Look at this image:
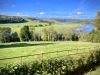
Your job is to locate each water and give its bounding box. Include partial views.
[58,22,96,32]
[74,24,96,32]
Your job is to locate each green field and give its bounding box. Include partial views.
[0,41,100,67]
[0,19,81,32]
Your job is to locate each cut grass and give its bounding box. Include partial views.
[0,41,100,67]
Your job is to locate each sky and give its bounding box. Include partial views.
[0,0,100,19]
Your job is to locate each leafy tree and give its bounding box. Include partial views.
[89,29,100,43]
[29,27,35,41]
[79,32,89,42]
[41,27,48,41]
[41,26,57,41]
[71,30,79,41]
[34,32,41,41]
[57,33,63,41]
[94,11,100,30]
[10,32,20,42]
[20,25,31,41]
[88,11,100,43]
[0,27,11,43]
[62,31,71,41]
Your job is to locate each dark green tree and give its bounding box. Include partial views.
[71,31,79,41]
[10,32,20,42]
[29,27,35,41]
[20,25,31,41]
[0,27,11,43]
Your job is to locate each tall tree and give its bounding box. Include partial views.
[41,26,57,41]
[20,25,31,41]
[10,32,20,42]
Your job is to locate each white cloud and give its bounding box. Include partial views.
[17,13,23,15]
[12,5,15,7]
[77,12,84,15]
[39,12,45,15]
[17,13,20,15]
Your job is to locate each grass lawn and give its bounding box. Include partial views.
[0,41,100,67]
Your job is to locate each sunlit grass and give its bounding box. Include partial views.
[0,41,100,67]
[0,19,80,32]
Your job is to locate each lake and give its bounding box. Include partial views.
[74,24,96,32]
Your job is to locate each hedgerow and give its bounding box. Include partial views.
[0,48,100,75]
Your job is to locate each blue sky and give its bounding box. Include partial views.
[0,0,100,19]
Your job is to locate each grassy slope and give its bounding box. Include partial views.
[84,66,100,75]
[0,19,80,32]
[0,42,100,67]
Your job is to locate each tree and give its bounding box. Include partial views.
[30,27,35,41]
[63,31,71,41]
[41,26,57,41]
[10,32,20,42]
[71,30,79,41]
[41,27,48,41]
[94,11,100,30]
[0,27,11,43]
[89,29,100,43]
[20,25,31,41]
[79,32,89,42]
[88,11,100,43]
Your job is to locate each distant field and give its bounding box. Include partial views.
[0,41,100,67]
[0,19,80,32]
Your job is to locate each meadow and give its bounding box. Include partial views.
[0,18,100,74]
[0,19,81,32]
[0,41,100,67]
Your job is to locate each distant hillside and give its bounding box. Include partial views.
[0,15,55,24]
[0,15,93,24]
[0,15,27,23]
[46,18,94,24]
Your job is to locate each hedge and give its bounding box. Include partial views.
[0,48,100,75]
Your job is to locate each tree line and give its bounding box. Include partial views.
[0,26,79,43]
[0,27,20,43]
[0,15,27,23]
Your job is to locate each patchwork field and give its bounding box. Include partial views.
[0,41,100,67]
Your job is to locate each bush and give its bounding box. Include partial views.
[38,24,43,27]
[33,25,38,27]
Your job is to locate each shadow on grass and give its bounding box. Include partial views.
[0,42,55,49]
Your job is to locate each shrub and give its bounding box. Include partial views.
[38,24,43,27]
